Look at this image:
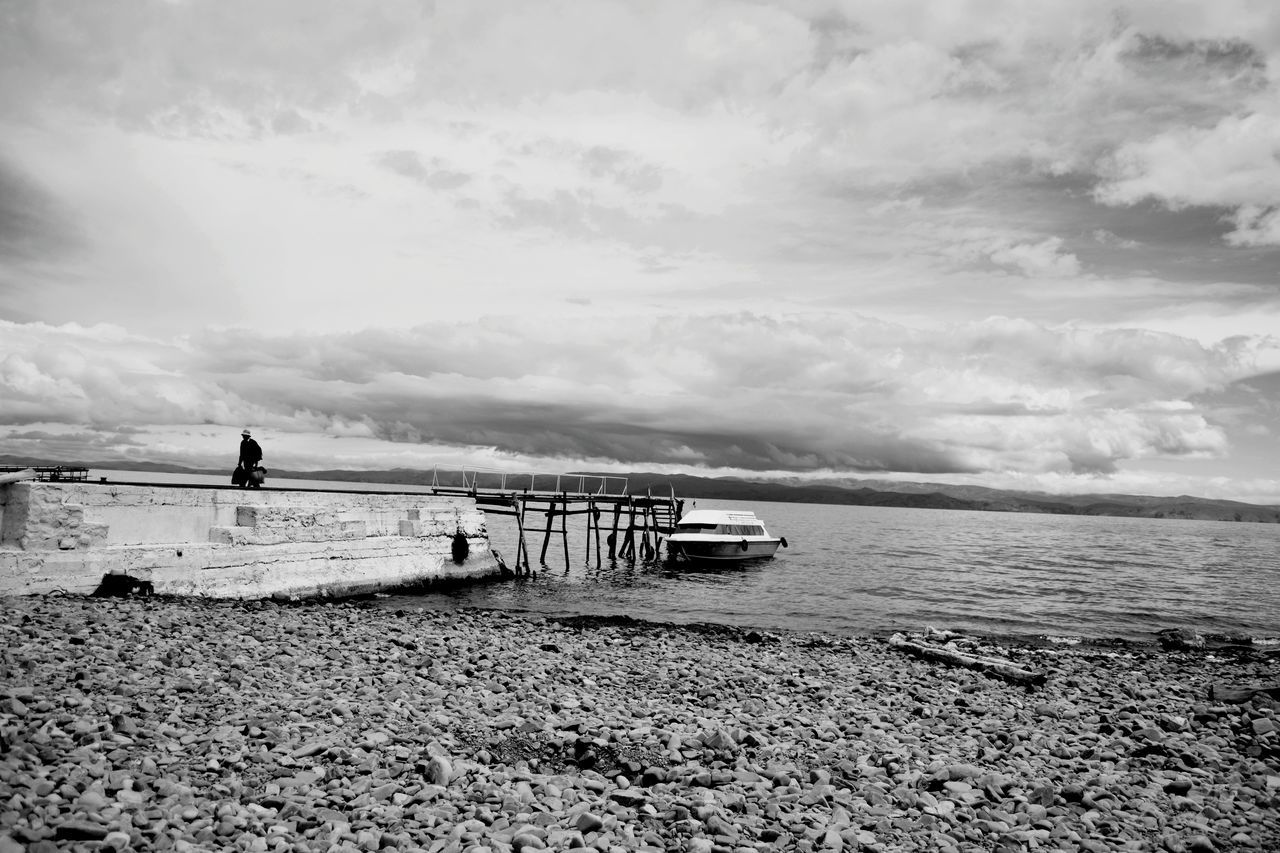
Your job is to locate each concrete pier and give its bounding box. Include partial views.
[0,481,499,598]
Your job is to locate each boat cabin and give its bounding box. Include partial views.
[673,510,770,537]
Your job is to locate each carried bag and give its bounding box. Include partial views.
[248,466,267,486]
[231,466,247,486]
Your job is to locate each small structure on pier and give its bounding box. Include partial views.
[425,469,684,574]
[0,465,89,483]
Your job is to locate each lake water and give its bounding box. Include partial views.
[89,472,1280,644]
[386,497,1280,645]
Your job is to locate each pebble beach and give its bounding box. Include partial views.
[2,596,1278,853]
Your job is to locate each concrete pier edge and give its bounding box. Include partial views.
[0,481,499,599]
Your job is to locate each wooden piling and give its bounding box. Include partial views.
[586,499,601,566]
[640,505,653,560]
[608,504,622,559]
[539,502,555,566]
[560,494,569,569]
[516,499,530,573]
[592,503,602,567]
[621,500,637,561]
[421,473,681,574]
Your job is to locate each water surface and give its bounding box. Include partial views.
[91,471,1280,643]
[389,498,1280,643]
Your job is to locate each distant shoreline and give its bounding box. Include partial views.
[4,458,1279,523]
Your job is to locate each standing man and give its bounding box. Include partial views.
[238,429,263,488]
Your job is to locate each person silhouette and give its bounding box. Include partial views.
[237,429,263,488]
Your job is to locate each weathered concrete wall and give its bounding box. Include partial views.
[0,482,499,598]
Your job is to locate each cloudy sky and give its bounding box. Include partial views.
[2,1,1279,503]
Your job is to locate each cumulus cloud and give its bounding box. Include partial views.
[939,234,1082,278]
[1092,229,1140,249]
[4,0,1277,327]
[988,238,1082,278]
[1226,205,1280,247]
[3,316,1274,482]
[3,2,1280,500]
[1095,113,1280,245]
[0,321,258,426]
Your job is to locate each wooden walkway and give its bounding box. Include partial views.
[425,469,685,574]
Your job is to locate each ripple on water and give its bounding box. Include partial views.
[382,500,1280,642]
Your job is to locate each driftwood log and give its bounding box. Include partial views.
[888,633,1047,686]
[1209,682,1280,704]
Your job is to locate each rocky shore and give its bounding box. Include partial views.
[2,596,1278,852]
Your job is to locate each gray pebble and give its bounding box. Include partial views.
[1,598,1277,852]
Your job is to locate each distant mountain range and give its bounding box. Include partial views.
[4,456,1278,524]
[614,472,1280,524]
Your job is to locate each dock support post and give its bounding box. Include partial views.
[640,506,653,560]
[539,500,554,567]
[608,503,622,559]
[560,494,569,570]
[592,503,602,568]
[621,500,636,561]
[653,503,663,558]
[516,497,530,575]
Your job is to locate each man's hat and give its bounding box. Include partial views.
[242,429,252,437]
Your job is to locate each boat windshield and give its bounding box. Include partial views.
[676,523,766,536]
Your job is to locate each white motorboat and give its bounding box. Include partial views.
[665,509,787,563]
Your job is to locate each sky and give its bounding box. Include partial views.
[2,0,1280,504]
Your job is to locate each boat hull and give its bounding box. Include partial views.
[666,538,781,563]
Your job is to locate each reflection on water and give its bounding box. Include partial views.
[386,498,1280,643]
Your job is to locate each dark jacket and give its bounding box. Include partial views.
[239,437,263,468]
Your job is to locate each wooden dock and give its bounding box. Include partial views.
[2,465,686,575]
[0,465,90,483]
[424,469,685,574]
[0,461,91,481]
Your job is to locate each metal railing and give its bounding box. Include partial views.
[429,467,629,497]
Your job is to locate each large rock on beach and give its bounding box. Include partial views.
[1159,627,1207,650]
[1,596,1278,852]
